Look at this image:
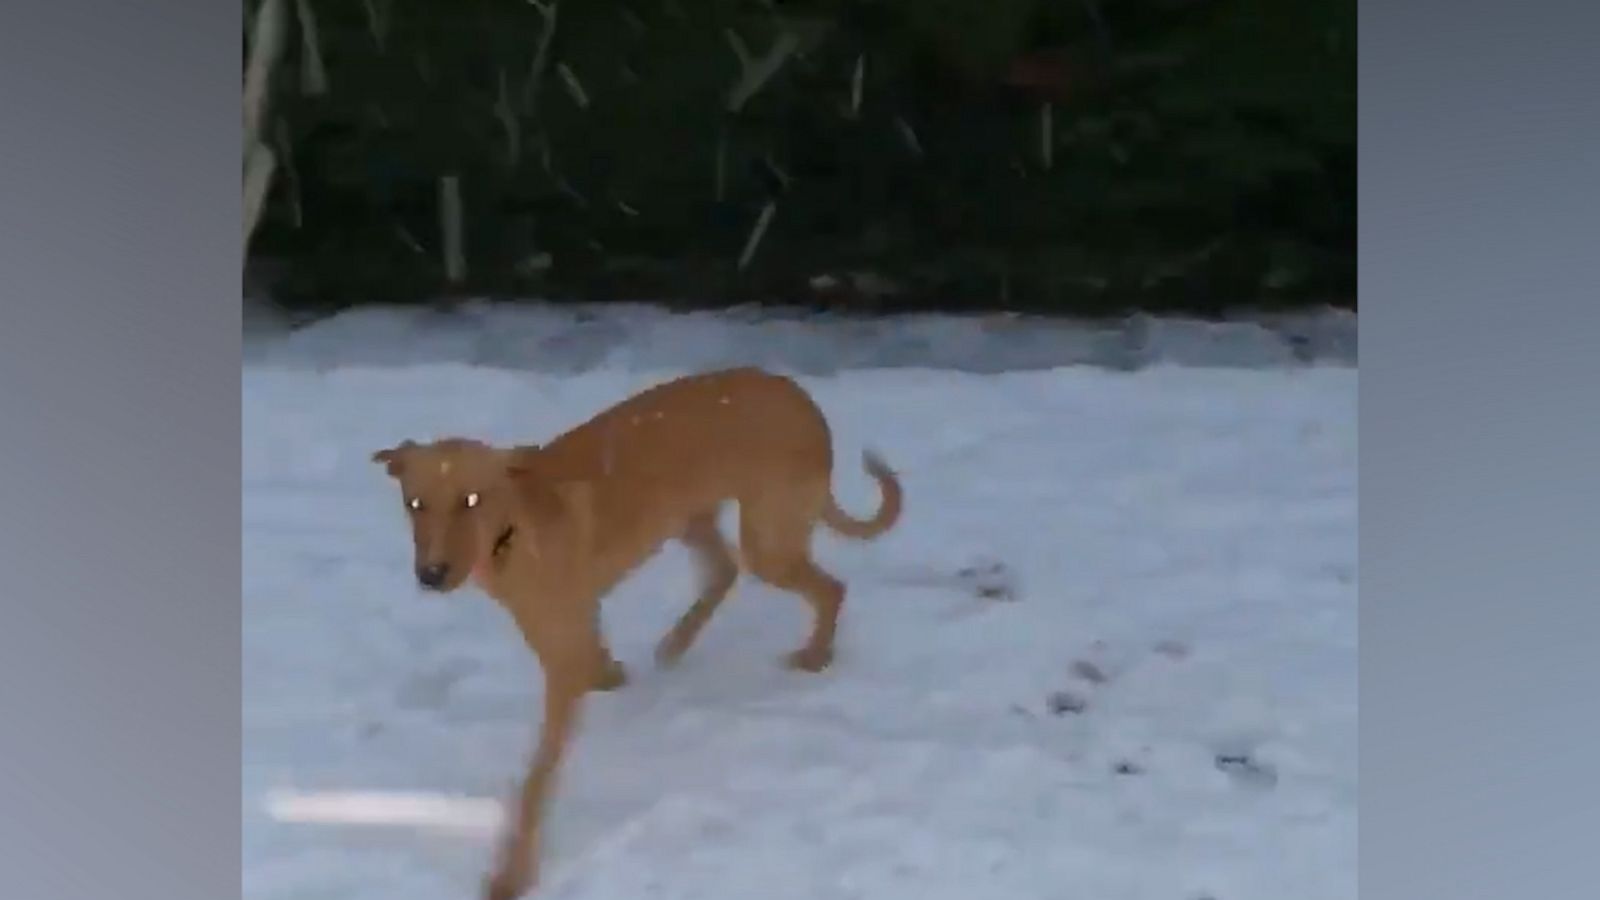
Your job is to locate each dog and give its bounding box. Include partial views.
[372,367,902,900]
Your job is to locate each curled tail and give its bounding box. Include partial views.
[821,450,903,540]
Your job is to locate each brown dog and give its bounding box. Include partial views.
[372,367,902,900]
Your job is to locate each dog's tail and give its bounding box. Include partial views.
[821,450,903,540]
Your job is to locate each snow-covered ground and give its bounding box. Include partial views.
[244,308,1356,900]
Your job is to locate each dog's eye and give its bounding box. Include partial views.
[464,492,481,509]
[407,497,423,512]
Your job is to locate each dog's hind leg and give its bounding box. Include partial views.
[740,488,845,673]
[654,510,740,667]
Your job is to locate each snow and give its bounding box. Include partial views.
[243,310,1356,900]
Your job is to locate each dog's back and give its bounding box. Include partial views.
[514,366,898,575]
[531,367,835,500]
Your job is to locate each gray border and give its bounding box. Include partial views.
[7,0,1596,896]
[0,2,238,898]
[1362,1,1600,899]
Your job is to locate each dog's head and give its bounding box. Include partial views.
[372,438,535,593]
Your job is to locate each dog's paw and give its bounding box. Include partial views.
[784,645,834,673]
[592,661,629,692]
[485,830,539,900]
[484,865,533,900]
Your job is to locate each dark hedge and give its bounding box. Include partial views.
[246,0,1355,317]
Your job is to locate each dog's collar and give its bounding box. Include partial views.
[491,524,517,559]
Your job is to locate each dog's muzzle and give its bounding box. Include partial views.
[417,563,450,590]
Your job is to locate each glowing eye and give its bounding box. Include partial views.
[464,492,481,509]
[408,497,423,512]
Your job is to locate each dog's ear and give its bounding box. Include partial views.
[371,440,416,477]
[504,445,542,480]
[502,438,540,470]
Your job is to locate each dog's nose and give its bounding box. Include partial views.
[417,563,450,589]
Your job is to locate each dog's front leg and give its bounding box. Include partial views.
[485,654,586,900]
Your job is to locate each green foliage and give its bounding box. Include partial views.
[249,0,1354,315]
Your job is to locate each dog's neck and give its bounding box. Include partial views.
[471,522,520,594]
